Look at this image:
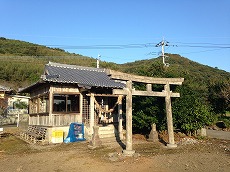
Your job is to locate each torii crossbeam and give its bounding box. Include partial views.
[106,70,184,156]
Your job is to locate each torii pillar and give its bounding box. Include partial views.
[165,82,177,148]
[122,80,135,156]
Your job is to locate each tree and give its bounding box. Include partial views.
[208,81,230,115]
[132,95,167,134]
[14,100,28,110]
[173,85,216,135]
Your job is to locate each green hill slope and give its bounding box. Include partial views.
[0,37,74,56]
[119,54,230,94]
[0,37,119,88]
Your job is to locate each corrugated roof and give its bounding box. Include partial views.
[41,62,125,88]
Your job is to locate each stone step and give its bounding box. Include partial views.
[99,128,115,132]
[99,133,117,139]
[98,125,118,137]
[98,125,115,131]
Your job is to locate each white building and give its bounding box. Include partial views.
[7,95,29,115]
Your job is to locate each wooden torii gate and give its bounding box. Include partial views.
[106,70,184,156]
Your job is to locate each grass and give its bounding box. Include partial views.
[217,115,230,128]
[0,134,33,154]
[226,111,230,117]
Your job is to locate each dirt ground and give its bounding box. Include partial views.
[0,128,230,172]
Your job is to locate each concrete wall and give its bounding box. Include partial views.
[0,114,29,126]
[46,126,70,143]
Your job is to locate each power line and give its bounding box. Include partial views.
[1,40,230,66]
[176,45,230,48]
[172,41,230,46]
[3,40,230,49]
[171,42,230,49]
[47,43,157,50]
[179,48,226,55]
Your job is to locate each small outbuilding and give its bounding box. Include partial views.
[19,62,126,143]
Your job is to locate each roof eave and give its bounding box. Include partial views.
[18,81,45,93]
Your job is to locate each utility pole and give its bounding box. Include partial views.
[156,38,169,66]
[96,54,101,68]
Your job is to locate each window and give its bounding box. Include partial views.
[39,96,49,113]
[53,94,80,113]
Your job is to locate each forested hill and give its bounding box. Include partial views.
[120,54,230,85]
[0,37,119,88]
[0,37,229,91]
[0,37,76,56]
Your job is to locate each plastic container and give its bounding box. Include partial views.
[51,130,64,143]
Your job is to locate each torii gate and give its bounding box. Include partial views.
[106,70,184,156]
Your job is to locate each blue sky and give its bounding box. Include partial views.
[1,0,230,72]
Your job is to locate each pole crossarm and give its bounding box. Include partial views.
[106,69,184,85]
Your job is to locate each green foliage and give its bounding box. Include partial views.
[0,38,117,88]
[208,80,230,114]
[217,115,230,128]
[132,96,166,133]
[14,100,28,109]
[172,85,216,134]
[0,38,71,56]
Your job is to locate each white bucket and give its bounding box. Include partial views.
[78,133,83,138]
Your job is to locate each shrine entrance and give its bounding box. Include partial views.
[106,69,184,156]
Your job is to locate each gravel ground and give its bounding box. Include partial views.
[0,130,230,172]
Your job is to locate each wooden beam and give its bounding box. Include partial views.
[132,90,166,97]
[113,89,127,95]
[113,89,180,97]
[86,94,119,97]
[106,69,184,85]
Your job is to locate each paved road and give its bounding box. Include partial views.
[206,129,230,140]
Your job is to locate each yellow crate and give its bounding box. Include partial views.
[52,130,63,138]
[52,130,64,143]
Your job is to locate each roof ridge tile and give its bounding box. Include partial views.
[47,61,105,72]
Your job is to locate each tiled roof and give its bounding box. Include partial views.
[0,85,12,92]
[41,62,125,88]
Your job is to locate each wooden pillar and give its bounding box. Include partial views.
[29,99,31,125]
[104,97,109,123]
[29,113,31,125]
[118,95,123,140]
[37,97,40,125]
[89,93,95,137]
[48,88,53,126]
[123,80,135,156]
[164,83,177,148]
